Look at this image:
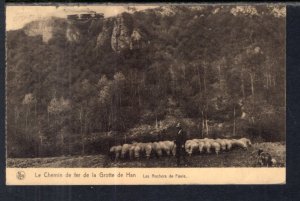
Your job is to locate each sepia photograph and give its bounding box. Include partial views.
[6,4,285,172]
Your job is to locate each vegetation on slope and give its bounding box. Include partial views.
[6,5,285,158]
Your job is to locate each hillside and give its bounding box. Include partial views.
[6,5,285,158]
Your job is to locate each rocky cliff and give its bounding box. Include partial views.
[66,24,81,42]
[96,19,114,49]
[109,13,146,52]
[23,17,67,43]
[23,13,147,52]
[111,14,132,52]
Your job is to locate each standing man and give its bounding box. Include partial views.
[175,123,188,166]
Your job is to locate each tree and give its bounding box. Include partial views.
[22,93,36,137]
[47,97,71,155]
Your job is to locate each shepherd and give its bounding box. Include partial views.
[175,123,188,166]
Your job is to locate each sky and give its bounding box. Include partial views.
[6,5,158,30]
[6,5,285,31]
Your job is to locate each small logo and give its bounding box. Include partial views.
[16,171,25,180]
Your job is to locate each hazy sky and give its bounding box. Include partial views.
[6,5,158,30]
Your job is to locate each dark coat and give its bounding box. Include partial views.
[175,129,187,147]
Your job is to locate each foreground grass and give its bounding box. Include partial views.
[7,142,285,168]
[7,155,108,168]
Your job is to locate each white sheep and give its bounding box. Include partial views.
[197,141,205,153]
[121,144,132,159]
[215,139,227,151]
[223,139,233,150]
[137,142,152,159]
[161,141,176,156]
[158,141,168,155]
[109,146,117,159]
[136,142,146,156]
[192,139,205,145]
[151,142,163,157]
[144,143,153,159]
[239,138,252,147]
[211,141,221,155]
[185,140,194,145]
[185,140,199,156]
[129,144,136,159]
[231,139,247,149]
[172,144,177,156]
[134,144,142,159]
[114,145,122,159]
[202,139,212,154]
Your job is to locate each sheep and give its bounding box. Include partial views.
[185,140,199,156]
[215,139,227,151]
[151,142,163,157]
[161,141,176,156]
[109,146,117,159]
[183,139,206,154]
[231,139,247,149]
[223,139,233,150]
[184,140,192,155]
[137,142,153,159]
[172,144,177,156]
[114,145,122,159]
[134,144,142,159]
[202,139,212,154]
[136,142,146,157]
[158,141,168,156]
[193,138,205,142]
[192,138,205,145]
[240,138,252,147]
[144,143,153,159]
[129,144,136,159]
[211,141,221,155]
[184,140,192,153]
[185,139,194,146]
[198,141,205,153]
[158,141,167,155]
[121,144,132,159]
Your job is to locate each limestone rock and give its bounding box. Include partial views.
[66,25,80,42]
[23,18,61,43]
[96,19,113,48]
[111,14,132,52]
[130,29,144,50]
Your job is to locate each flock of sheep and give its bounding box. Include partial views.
[109,137,252,160]
[185,137,251,156]
[110,141,176,160]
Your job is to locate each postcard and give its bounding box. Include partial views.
[6,4,286,185]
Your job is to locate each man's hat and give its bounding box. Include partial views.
[176,123,181,128]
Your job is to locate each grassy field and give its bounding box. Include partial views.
[7,142,285,168]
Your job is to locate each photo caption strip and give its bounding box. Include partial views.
[7,168,285,185]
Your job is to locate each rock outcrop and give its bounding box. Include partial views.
[130,29,144,50]
[96,19,113,48]
[23,18,65,43]
[66,24,80,42]
[23,12,148,51]
[111,14,133,52]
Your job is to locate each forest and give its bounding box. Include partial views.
[6,5,285,158]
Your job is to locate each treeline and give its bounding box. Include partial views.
[6,6,285,157]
